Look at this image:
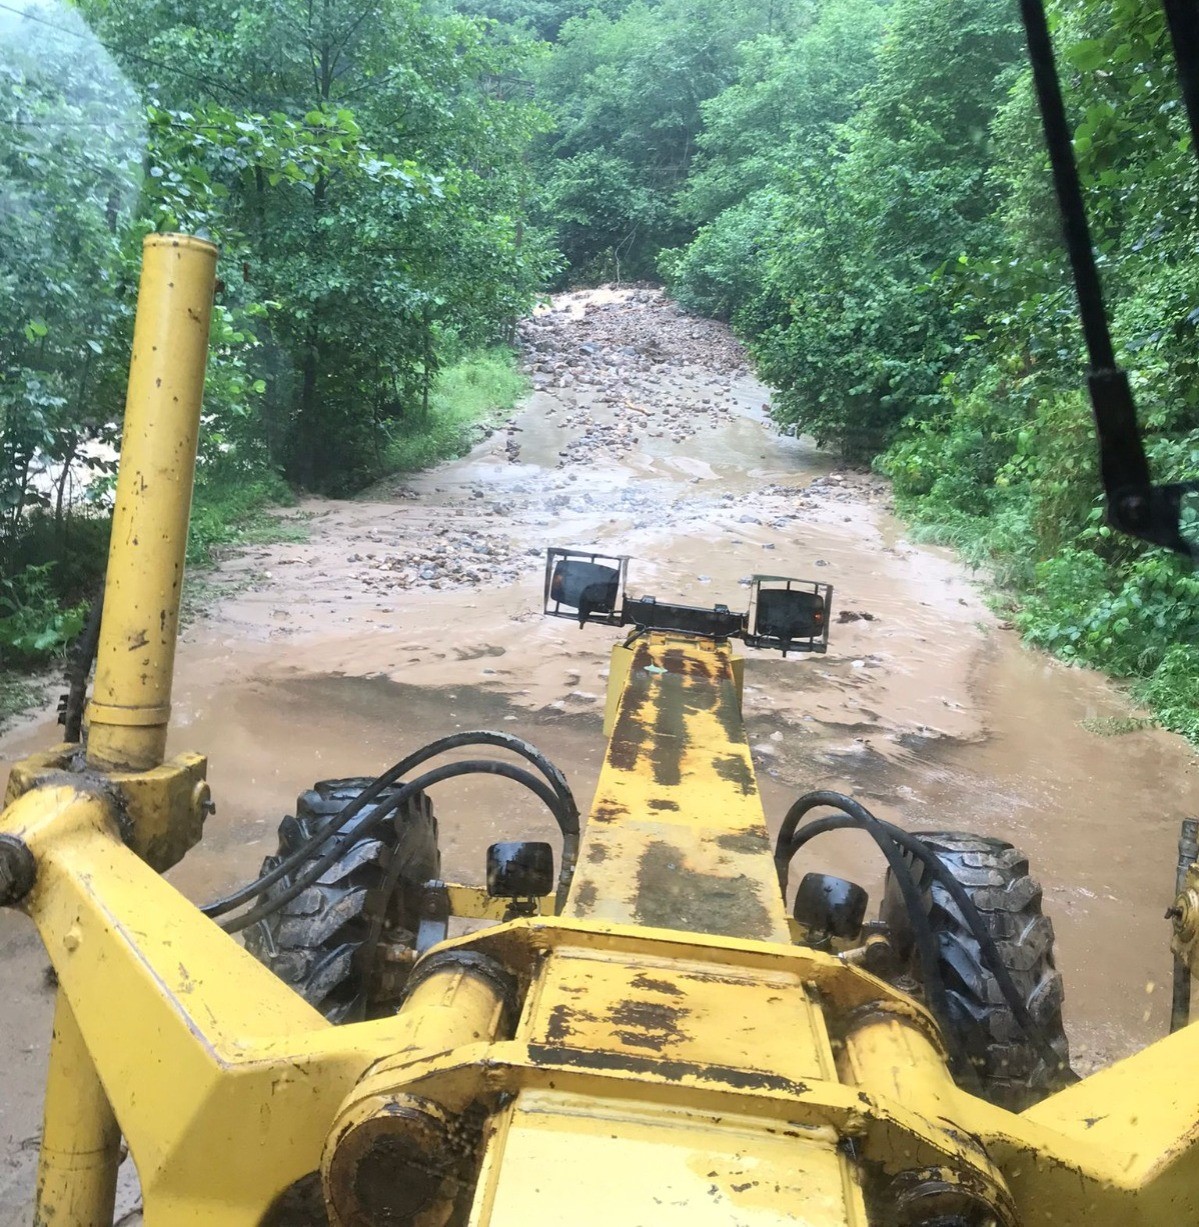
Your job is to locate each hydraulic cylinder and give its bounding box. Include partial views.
[86,234,217,773]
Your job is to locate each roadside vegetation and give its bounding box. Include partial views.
[511,0,1199,741]
[3,0,1197,740]
[0,0,544,691]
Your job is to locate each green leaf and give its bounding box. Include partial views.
[1067,40,1108,72]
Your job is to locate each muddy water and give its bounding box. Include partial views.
[1,287,1196,1221]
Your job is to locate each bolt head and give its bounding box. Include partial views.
[191,781,216,822]
[1172,890,1199,943]
[1117,493,1150,530]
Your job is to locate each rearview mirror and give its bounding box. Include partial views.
[746,577,832,655]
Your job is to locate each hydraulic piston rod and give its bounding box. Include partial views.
[85,234,217,773]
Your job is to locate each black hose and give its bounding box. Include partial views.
[203,730,579,920]
[61,583,104,744]
[218,759,566,934]
[776,792,1075,1082]
[775,792,967,1078]
[1169,818,1199,1033]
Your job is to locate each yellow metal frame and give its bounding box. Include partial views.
[10,773,1199,1224]
[5,236,1199,1225]
[86,234,217,776]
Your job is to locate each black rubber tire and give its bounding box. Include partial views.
[880,831,1071,1111]
[243,778,439,1023]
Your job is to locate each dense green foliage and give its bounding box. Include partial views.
[0,0,543,669]
[4,0,1199,743]
[502,0,1199,738]
[671,0,1196,738]
[526,0,813,282]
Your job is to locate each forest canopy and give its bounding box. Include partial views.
[516,0,1199,740]
[3,0,1199,740]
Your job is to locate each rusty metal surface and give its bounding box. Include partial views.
[567,635,788,942]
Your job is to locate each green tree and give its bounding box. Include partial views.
[743,0,1023,456]
[0,5,139,587]
[532,0,810,281]
[83,0,553,489]
[661,0,887,323]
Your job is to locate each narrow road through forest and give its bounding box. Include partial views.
[1,288,1197,1222]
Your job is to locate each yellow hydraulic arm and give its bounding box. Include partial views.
[2,237,1199,1226]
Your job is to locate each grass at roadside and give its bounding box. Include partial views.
[186,473,309,569]
[885,489,1196,744]
[382,347,528,473]
[180,474,309,622]
[0,347,522,729]
[0,671,50,732]
[0,477,307,730]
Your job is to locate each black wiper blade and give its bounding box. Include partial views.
[1017,0,1198,558]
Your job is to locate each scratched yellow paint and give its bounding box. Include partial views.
[7,652,1199,1223]
[474,1092,868,1227]
[570,634,790,942]
[524,946,840,1085]
[10,780,1199,1223]
[87,235,219,776]
[14,231,1199,1227]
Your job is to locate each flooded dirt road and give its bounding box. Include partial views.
[2,288,1198,1221]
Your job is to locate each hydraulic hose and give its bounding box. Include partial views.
[775,792,965,1078]
[1170,818,1199,1033]
[218,759,567,934]
[203,730,578,921]
[776,791,1076,1083]
[61,583,104,744]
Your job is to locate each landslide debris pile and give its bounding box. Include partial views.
[515,287,752,462]
[520,287,747,385]
[350,524,536,593]
[348,287,866,597]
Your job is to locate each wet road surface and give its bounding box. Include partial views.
[1,287,1195,1221]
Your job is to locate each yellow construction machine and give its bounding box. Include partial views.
[0,232,1197,1227]
[7,4,1199,1224]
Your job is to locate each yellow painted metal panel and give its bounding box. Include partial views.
[526,946,839,1086]
[569,635,788,943]
[475,1091,867,1227]
[602,640,636,738]
[8,785,380,1219]
[8,780,1199,1224]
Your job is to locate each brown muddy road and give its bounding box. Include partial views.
[1,287,1197,1222]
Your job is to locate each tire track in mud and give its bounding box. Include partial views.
[1,286,1197,1222]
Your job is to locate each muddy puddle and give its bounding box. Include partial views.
[2,287,1197,1222]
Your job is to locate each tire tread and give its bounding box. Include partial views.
[882,829,1071,1111]
[244,778,438,1023]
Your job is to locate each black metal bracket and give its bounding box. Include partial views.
[543,549,833,655]
[414,880,450,954]
[1019,0,1199,558]
[622,594,746,640]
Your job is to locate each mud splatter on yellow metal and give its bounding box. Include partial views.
[11,241,1199,1224]
[573,633,787,942]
